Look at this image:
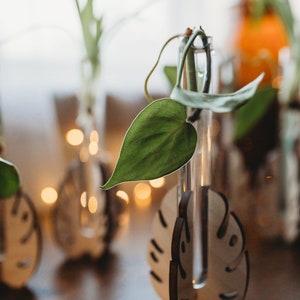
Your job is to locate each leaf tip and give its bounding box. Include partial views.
[100,181,115,190]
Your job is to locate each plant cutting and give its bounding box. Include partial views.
[102,27,263,190]
[102,26,262,300]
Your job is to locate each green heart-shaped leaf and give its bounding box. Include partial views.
[0,158,20,199]
[102,99,197,189]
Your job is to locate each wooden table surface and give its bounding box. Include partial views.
[1,197,300,300]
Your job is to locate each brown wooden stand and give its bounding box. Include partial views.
[148,186,249,299]
[0,189,42,288]
[53,159,119,260]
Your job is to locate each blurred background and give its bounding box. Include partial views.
[1,0,300,299]
[0,0,299,211]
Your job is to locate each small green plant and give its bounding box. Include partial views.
[75,0,103,78]
[75,0,157,116]
[102,27,263,190]
[0,110,20,199]
[0,158,20,199]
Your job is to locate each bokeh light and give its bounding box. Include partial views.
[134,183,152,208]
[116,190,129,204]
[66,129,84,146]
[88,196,98,214]
[149,177,166,188]
[41,187,58,205]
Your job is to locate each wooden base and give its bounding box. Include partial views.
[53,158,119,260]
[148,186,249,299]
[0,190,42,288]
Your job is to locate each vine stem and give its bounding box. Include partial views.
[187,30,212,122]
[144,33,184,102]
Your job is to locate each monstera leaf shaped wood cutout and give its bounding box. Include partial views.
[0,189,42,288]
[53,159,119,259]
[148,186,249,300]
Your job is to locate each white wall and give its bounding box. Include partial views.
[1,0,299,94]
[0,0,173,94]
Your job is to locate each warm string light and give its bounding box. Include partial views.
[90,130,99,143]
[89,130,99,155]
[116,190,129,204]
[65,126,167,210]
[149,177,166,188]
[134,183,152,208]
[66,129,84,146]
[116,190,130,225]
[115,178,167,209]
[79,147,89,162]
[66,128,99,156]
[80,191,98,213]
[88,196,98,214]
[80,191,87,207]
[41,187,58,205]
[89,142,98,155]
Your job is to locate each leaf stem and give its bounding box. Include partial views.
[186,39,198,92]
[187,29,212,122]
[175,28,204,88]
[144,34,183,102]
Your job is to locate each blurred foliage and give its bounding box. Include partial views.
[233,86,277,140]
[0,158,20,199]
[75,0,103,77]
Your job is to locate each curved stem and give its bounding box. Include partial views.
[188,31,212,123]
[144,34,183,102]
[175,27,207,88]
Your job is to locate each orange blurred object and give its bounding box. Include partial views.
[233,8,289,88]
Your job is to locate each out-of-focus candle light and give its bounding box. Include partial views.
[80,191,87,207]
[66,129,84,146]
[116,190,129,204]
[88,130,99,155]
[116,190,130,226]
[41,187,58,205]
[88,196,98,214]
[90,130,99,143]
[134,183,152,208]
[149,177,166,188]
[79,146,89,162]
[89,141,98,155]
